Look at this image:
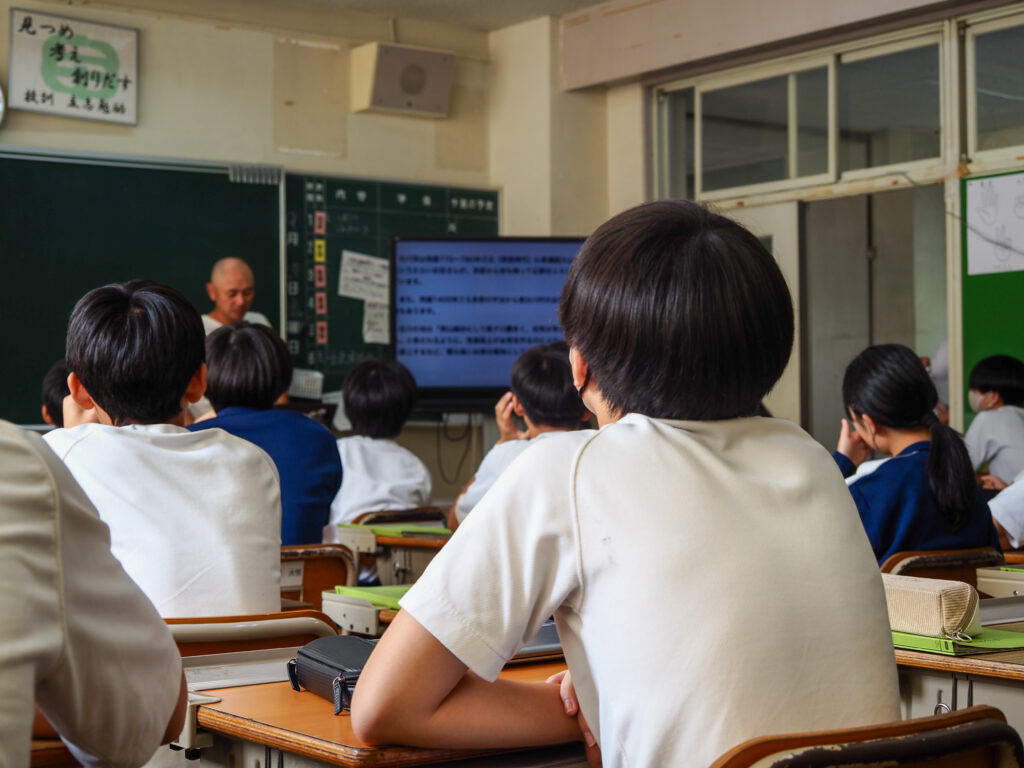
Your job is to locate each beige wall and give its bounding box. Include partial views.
[0,0,491,187]
[561,0,961,89]
[488,16,610,237]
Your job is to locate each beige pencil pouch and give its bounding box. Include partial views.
[881,573,981,641]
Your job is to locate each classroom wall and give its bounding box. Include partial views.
[560,0,969,89]
[488,16,609,238]
[0,0,492,187]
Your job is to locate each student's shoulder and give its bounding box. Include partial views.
[41,422,114,457]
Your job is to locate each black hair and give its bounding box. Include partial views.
[343,359,417,439]
[205,322,293,412]
[843,344,977,532]
[509,342,589,429]
[969,355,1024,407]
[41,359,69,428]
[559,200,793,420]
[65,280,205,425]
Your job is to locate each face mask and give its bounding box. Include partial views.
[969,390,987,413]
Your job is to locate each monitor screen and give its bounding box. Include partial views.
[391,236,583,411]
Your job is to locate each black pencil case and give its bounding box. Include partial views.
[287,635,378,714]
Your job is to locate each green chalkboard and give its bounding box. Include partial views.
[961,170,1024,427]
[0,151,280,425]
[285,173,499,393]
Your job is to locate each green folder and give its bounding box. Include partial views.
[334,585,412,611]
[892,627,1024,656]
[999,566,1024,574]
[336,522,451,537]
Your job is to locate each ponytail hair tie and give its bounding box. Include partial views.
[922,410,940,428]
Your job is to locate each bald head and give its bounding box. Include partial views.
[206,258,256,325]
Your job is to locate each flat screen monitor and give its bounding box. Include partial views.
[391,236,584,412]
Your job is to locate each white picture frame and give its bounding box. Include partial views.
[8,7,138,125]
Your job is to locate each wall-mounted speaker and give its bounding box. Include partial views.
[350,42,455,118]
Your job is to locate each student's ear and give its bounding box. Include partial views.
[205,282,217,303]
[510,393,525,417]
[568,346,589,392]
[67,372,96,411]
[184,363,208,404]
[40,405,55,427]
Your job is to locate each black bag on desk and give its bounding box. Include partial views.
[287,635,378,714]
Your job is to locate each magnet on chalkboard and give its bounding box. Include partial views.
[315,292,327,315]
[314,211,327,235]
[316,321,328,345]
[315,264,327,287]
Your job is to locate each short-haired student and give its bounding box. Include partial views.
[834,344,1000,564]
[40,359,69,427]
[450,341,590,528]
[325,359,432,538]
[43,280,282,618]
[189,321,342,545]
[351,201,899,767]
[964,354,1024,483]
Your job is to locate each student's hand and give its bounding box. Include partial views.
[494,392,528,443]
[546,670,601,767]
[980,474,1010,491]
[62,394,99,428]
[836,418,871,467]
[934,402,949,425]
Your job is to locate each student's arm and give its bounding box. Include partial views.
[448,474,477,531]
[351,611,580,749]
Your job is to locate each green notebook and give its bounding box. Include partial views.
[334,585,412,611]
[892,628,1024,656]
[336,522,451,537]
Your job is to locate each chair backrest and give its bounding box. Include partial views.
[280,543,356,612]
[353,506,448,527]
[710,705,1023,768]
[880,547,1005,587]
[166,610,338,656]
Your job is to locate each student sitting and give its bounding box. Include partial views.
[43,280,282,618]
[987,470,1024,549]
[450,342,590,529]
[350,200,900,767]
[40,359,69,427]
[189,321,341,546]
[0,420,187,768]
[964,354,1024,483]
[325,360,431,542]
[834,344,1000,564]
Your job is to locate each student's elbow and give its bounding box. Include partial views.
[350,679,403,745]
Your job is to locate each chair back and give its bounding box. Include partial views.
[166,609,337,657]
[280,543,356,611]
[353,506,448,527]
[710,705,1023,768]
[880,547,1005,587]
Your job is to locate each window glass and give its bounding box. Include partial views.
[700,68,827,192]
[975,24,1024,151]
[658,88,695,199]
[838,44,940,172]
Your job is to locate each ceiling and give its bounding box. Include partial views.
[293,0,599,32]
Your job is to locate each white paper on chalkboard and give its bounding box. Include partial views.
[966,174,1024,275]
[363,301,389,344]
[338,250,389,303]
[9,8,138,125]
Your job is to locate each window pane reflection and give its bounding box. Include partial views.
[975,25,1024,151]
[839,45,940,172]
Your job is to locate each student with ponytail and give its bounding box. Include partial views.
[834,343,1000,564]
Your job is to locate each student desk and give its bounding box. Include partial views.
[335,525,450,586]
[194,660,586,768]
[896,647,1024,735]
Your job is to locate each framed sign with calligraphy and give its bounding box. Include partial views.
[9,8,138,125]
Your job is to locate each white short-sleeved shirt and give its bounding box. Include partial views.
[0,422,182,768]
[44,422,282,618]
[965,405,1024,482]
[325,436,432,538]
[990,469,1024,548]
[401,414,900,768]
[201,310,272,335]
[453,438,534,524]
